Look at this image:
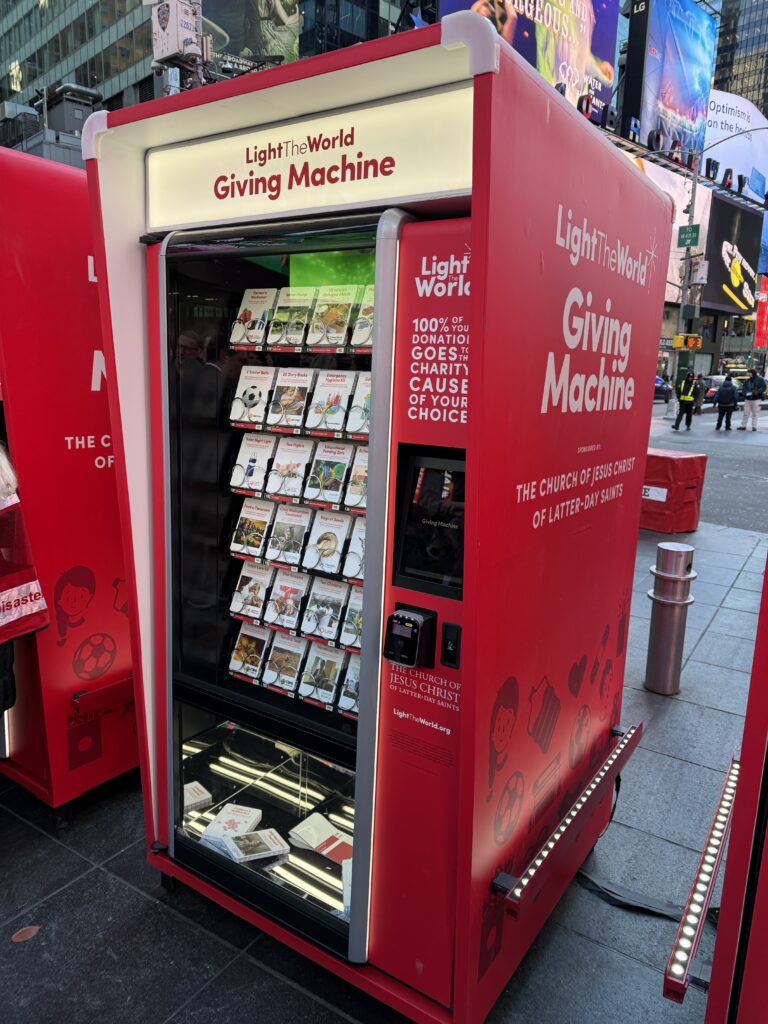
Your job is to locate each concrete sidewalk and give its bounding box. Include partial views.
[0,521,763,1024]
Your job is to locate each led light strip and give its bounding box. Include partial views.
[664,758,740,1004]
[494,724,642,917]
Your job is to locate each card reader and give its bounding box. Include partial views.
[383,607,436,668]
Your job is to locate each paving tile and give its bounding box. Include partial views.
[628,617,651,650]
[0,870,236,1024]
[688,580,730,607]
[674,661,752,717]
[733,570,766,593]
[633,569,653,593]
[687,533,759,556]
[619,686,667,737]
[692,562,741,586]
[722,588,763,613]
[709,607,760,641]
[104,840,258,950]
[743,556,767,575]
[167,957,353,1024]
[553,822,716,974]
[0,768,144,864]
[692,549,749,570]
[249,934,407,1024]
[622,646,648,690]
[639,700,743,772]
[630,593,653,620]
[690,631,757,674]
[685,601,718,632]
[486,918,707,1024]
[0,806,91,925]
[614,747,726,850]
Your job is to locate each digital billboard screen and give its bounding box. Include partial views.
[439,0,621,122]
[203,0,299,64]
[637,0,717,155]
[703,195,762,314]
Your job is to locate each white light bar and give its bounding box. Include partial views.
[664,758,740,1004]
[495,724,642,917]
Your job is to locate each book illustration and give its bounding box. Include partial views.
[229,622,272,679]
[337,654,361,715]
[184,781,213,812]
[230,563,274,618]
[289,811,353,864]
[229,288,278,346]
[305,370,356,431]
[230,434,276,491]
[229,366,276,424]
[303,441,354,503]
[350,285,374,348]
[265,436,315,498]
[266,367,315,427]
[261,633,309,692]
[344,446,368,510]
[302,510,352,574]
[342,517,365,580]
[200,803,262,853]
[221,828,290,862]
[230,498,275,558]
[339,588,363,648]
[306,286,359,347]
[263,569,310,631]
[266,287,317,346]
[264,505,313,566]
[530,755,561,831]
[301,579,350,641]
[299,642,347,704]
[345,372,371,435]
[527,677,561,754]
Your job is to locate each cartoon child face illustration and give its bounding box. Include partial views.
[487,676,519,800]
[59,583,91,618]
[54,566,96,647]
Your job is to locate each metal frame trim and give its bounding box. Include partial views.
[348,207,414,963]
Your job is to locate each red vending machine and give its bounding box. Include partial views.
[0,149,136,806]
[86,15,673,1022]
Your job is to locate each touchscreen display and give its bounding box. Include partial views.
[397,463,465,593]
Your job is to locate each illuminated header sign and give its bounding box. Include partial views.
[146,86,473,231]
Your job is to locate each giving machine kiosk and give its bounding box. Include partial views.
[0,149,135,806]
[85,15,673,1023]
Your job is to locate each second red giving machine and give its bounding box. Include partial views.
[85,15,673,1022]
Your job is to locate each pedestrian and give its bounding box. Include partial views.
[672,371,699,431]
[737,369,766,431]
[714,373,739,432]
[693,374,704,415]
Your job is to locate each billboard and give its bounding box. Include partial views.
[203,0,299,64]
[624,0,716,155]
[439,0,621,121]
[705,91,768,203]
[703,195,762,314]
[629,155,711,304]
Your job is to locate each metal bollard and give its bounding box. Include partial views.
[644,542,696,695]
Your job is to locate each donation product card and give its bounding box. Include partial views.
[344,446,368,510]
[222,828,289,862]
[230,562,275,619]
[264,504,313,566]
[337,654,361,716]
[342,517,365,580]
[229,288,278,346]
[345,372,371,435]
[201,803,262,852]
[303,441,354,503]
[305,370,356,431]
[289,812,353,864]
[229,622,272,679]
[302,509,352,575]
[230,433,276,492]
[266,367,314,428]
[350,286,374,348]
[230,497,276,558]
[301,578,350,641]
[267,287,317,346]
[265,437,315,498]
[298,643,347,706]
[229,366,276,425]
[263,569,310,631]
[339,587,363,649]
[306,285,359,347]
[261,632,309,693]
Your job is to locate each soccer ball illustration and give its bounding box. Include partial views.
[242,386,261,408]
[73,633,117,681]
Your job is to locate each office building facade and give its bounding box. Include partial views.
[714,0,768,117]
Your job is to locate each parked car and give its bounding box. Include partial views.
[654,376,672,401]
[702,375,725,403]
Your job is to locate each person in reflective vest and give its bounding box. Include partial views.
[672,372,699,431]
